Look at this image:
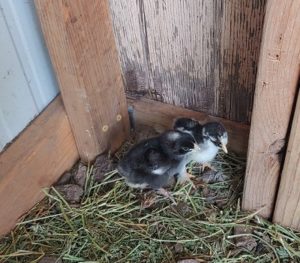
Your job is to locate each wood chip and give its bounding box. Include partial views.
[54,184,83,203]
[93,154,115,182]
[74,163,87,187]
[201,170,227,183]
[55,171,72,186]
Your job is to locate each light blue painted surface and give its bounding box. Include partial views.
[0,0,59,151]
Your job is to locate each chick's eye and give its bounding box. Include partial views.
[181,147,190,152]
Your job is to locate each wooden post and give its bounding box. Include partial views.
[273,90,300,230]
[242,0,300,218]
[35,0,130,162]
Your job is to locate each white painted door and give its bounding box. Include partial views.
[0,0,59,151]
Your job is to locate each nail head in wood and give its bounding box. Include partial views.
[102,125,109,132]
[116,114,122,122]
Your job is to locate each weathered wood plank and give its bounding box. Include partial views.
[128,97,249,156]
[0,97,79,236]
[35,0,130,162]
[219,0,266,122]
[273,90,300,230]
[109,0,147,96]
[242,0,300,218]
[142,0,219,114]
[110,0,266,123]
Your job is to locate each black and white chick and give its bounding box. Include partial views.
[117,130,199,203]
[173,118,228,170]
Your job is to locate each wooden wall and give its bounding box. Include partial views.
[109,0,266,123]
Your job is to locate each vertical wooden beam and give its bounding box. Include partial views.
[35,0,130,162]
[242,0,300,218]
[273,90,300,230]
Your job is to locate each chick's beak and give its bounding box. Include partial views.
[221,142,228,154]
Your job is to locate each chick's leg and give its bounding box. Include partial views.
[201,162,216,172]
[156,188,177,205]
[176,172,196,189]
[186,172,195,179]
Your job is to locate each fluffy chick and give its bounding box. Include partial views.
[173,118,228,169]
[117,130,198,202]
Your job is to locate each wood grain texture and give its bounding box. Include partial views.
[35,0,130,162]
[109,0,147,96]
[219,0,266,122]
[273,90,300,230]
[110,0,266,123]
[242,0,300,218]
[0,97,78,236]
[128,97,249,156]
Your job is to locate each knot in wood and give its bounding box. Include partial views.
[267,139,285,155]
